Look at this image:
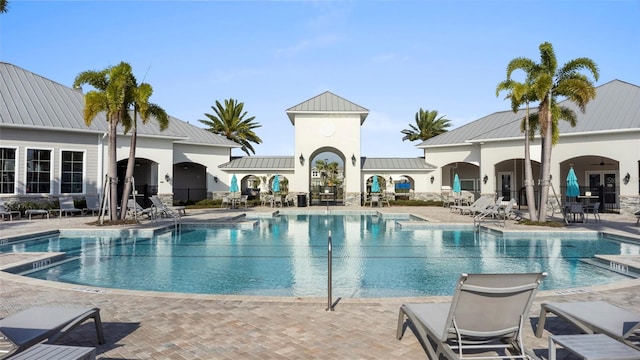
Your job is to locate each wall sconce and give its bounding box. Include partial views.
[389,176,393,183]
[483,175,488,184]
[430,175,434,184]
[213,175,218,183]
[623,172,631,185]
[299,153,305,166]
[351,154,356,166]
[164,173,171,182]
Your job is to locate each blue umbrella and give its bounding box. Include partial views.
[230,174,239,193]
[453,173,461,194]
[272,174,280,193]
[566,167,580,198]
[371,175,381,193]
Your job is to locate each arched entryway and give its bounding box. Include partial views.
[494,158,541,205]
[308,148,345,206]
[173,162,207,203]
[441,162,480,199]
[117,158,158,207]
[560,156,620,213]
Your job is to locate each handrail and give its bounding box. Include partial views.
[326,230,334,311]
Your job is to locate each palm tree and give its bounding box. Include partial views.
[74,62,136,220]
[198,99,262,156]
[496,74,539,221]
[315,159,328,186]
[118,80,169,220]
[401,108,452,142]
[1,0,9,13]
[506,42,599,221]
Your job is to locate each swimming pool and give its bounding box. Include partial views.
[2,214,639,297]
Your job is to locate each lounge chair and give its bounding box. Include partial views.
[150,195,184,218]
[82,195,102,216]
[451,196,490,216]
[0,306,105,358]
[126,199,154,219]
[0,202,21,221]
[50,196,83,218]
[397,272,546,360]
[535,301,640,350]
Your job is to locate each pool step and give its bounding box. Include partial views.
[580,258,640,279]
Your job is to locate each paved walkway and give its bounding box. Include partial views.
[1,205,639,359]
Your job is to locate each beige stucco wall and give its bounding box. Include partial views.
[173,142,231,194]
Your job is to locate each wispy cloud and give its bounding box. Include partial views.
[274,33,340,58]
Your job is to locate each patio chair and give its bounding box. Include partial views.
[221,196,230,208]
[126,199,154,219]
[585,201,601,222]
[565,203,585,223]
[0,201,21,221]
[50,196,83,218]
[451,196,490,216]
[535,301,640,350]
[82,195,102,216]
[273,195,283,207]
[150,195,184,218]
[239,195,249,208]
[397,272,546,360]
[0,306,105,358]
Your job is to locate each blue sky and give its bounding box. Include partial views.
[2,0,639,158]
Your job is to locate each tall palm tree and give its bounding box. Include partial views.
[0,0,9,13]
[118,80,169,220]
[496,74,539,221]
[198,99,262,156]
[74,62,135,220]
[401,108,452,142]
[507,42,599,221]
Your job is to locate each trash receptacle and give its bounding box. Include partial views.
[297,194,307,207]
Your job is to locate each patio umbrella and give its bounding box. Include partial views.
[272,174,280,193]
[371,175,381,193]
[230,174,239,193]
[566,167,580,198]
[453,173,461,195]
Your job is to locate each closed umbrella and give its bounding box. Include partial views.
[453,173,461,195]
[272,174,280,193]
[566,167,580,198]
[371,175,381,193]
[230,174,239,193]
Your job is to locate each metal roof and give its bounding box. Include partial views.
[419,79,640,147]
[0,62,239,147]
[219,156,295,170]
[361,157,436,171]
[286,91,369,124]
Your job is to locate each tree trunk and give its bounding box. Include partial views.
[537,94,553,222]
[108,119,119,221]
[523,104,537,221]
[119,129,137,220]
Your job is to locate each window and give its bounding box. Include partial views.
[0,148,16,193]
[26,149,51,193]
[61,151,84,193]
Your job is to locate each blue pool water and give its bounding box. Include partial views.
[2,214,638,297]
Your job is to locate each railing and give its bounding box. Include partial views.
[512,185,620,213]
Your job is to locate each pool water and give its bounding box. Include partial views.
[2,214,638,297]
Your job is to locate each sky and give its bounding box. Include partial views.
[1,0,639,159]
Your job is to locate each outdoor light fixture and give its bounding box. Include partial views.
[214,176,218,183]
[351,154,356,166]
[483,175,488,184]
[389,176,393,183]
[299,153,305,166]
[164,173,171,182]
[623,172,631,185]
[430,175,434,184]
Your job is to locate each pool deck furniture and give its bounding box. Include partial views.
[0,204,21,221]
[8,344,96,360]
[536,301,640,350]
[50,197,83,218]
[25,209,50,219]
[0,306,105,358]
[397,272,546,360]
[548,334,640,360]
[150,195,184,218]
[126,199,154,220]
[82,196,102,216]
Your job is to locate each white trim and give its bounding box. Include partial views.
[24,147,54,195]
[0,146,18,195]
[418,142,474,149]
[58,148,87,195]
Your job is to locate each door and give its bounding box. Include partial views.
[498,172,513,201]
[586,171,618,212]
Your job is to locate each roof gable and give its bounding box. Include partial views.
[286,91,369,124]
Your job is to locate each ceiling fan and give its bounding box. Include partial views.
[590,157,616,166]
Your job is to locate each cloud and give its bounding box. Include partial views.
[274,33,340,58]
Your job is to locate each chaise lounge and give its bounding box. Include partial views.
[0,306,105,358]
[397,272,546,359]
[535,300,640,350]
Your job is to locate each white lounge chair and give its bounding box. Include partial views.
[0,201,21,221]
[127,199,154,219]
[50,196,83,218]
[536,301,640,350]
[0,306,105,358]
[150,195,184,218]
[397,272,546,359]
[451,196,490,216]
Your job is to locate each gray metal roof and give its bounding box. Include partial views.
[0,62,239,148]
[419,79,640,147]
[361,157,436,171]
[286,91,369,124]
[219,156,295,170]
